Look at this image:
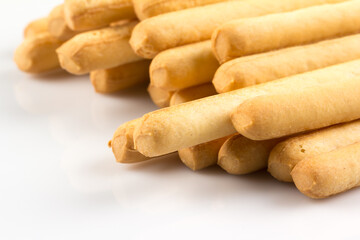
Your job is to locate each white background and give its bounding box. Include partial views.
[1,1,360,239]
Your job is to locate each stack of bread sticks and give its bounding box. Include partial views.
[14,0,360,199]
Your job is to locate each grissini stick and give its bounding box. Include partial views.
[213,34,360,93]
[90,60,151,93]
[56,21,142,75]
[268,120,360,182]
[48,4,79,41]
[24,17,48,39]
[132,60,360,157]
[213,1,360,63]
[150,41,219,91]
[147,84,174,108]
[218,135,282,175]
[64,0,136,31]
[14,32,63,74]
[292,142,360,199]
[130,0,346,58]
[169,83,217,106]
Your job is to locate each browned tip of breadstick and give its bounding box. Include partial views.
[48,4,78,41]
[129,22,155,59]
[147,84,174,108]
[267,142,294,182]
[212,64,243,93]
[24,17,49,39]
[211,25,237,64]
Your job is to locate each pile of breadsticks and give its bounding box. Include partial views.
[14,0,360,199]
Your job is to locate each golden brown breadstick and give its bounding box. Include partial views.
[292,142,360,199]
[169,83,217,106]
[48,4,79,41]
[147,84,174,108]
[130,0,346,58]
[24,17,48,39]
[213,34,360,93]
[150,41,219,91]
[218,135,281,175]
[14,32,63,74]
[132,60,360,157]
[64,0,136,31]
[90,60,150,93]
[213,1,360,63]
[56,21,142,75]
[268,120,360,183]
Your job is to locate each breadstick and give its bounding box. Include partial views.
[48,4,79,41]
[132,0,229,20]
[292,142,360,199]
[64,0,136,31]
[132,60,360,157]
[213,1,360,63]
[130,0,346,58]
[14,32,63,74]
[218,135,281,175]
[90,60,150,93]
[178,136,229,171]
[24,17,48,39]
[150,41,219,91]
[268,120,360,183]
[56,21,142,75]
[147,84,174,108]
[169,83,217,106]
[213,34,360,93]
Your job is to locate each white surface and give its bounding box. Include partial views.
[1,1,360,240]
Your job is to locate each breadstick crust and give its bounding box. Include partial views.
[213,34,360,93]
[218,135,281,175]
[14,32,63,74]
[130,0,346,58]
[292,142,360,199]
[170,83,217,106]
[90,60,150,93]
[133,59,360,157]
[48,4,79,41]
[147,84,174,108]
[56,21,142,75]
[213,1,360,63]
[268,120,360,183]
[24,17,49,39]
[64,0,136,31]
[150,41,219,91]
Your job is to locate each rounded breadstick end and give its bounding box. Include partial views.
[56,49,83,75]
[230,104,259,139]
[129,22,156,59]
[267,142,294,182]
[178,148,198,171]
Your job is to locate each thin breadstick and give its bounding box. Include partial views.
[132,60,360,157]
[150,41,219,91]
[64,0,136,31]
[213,34,360,93]
[56,21,142,75]
[218,135,281,175]
[213,1,360,63]
[130,0,346,58]
[90,60,150,93]
[292,142,360,199]
[48,4,79,41]
[147,84,174,108]
[14,32,63,74]
[24,17,48,39]
[169,83,217,106]
[268,120,360,183]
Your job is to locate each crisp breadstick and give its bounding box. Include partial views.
[213,34,360,93]
[90,60,150,93]
[268,120,360,183]
[218,135,281,175]
[132,60,360,157]
[130,0,346,58]
[48,4,79,41]
[24,17,48,39]
[213,1,360,63]
[169,83,217,106]
[150,41,219,91]
[292,142,360,199]
[147,84,174,108]
[14,32,63,74]
[56,21,142,75]
[64,0,136,31]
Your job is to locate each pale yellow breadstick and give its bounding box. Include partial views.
[24,17,49,39]
[90,60,150,93]
[147,84,174,108]
[132,60,360,157]
[64,0,136,31]
[169,83,217,106]
[150,41,219,91]
[48,4,79,41]
[218,135,281,175]
[130,0,346,58]
[213,34,360,93]
[213,1,360,63]
[268,120,360,183]
[14,32,63,74]
[56,21,142,75]
[292,142,360,199]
